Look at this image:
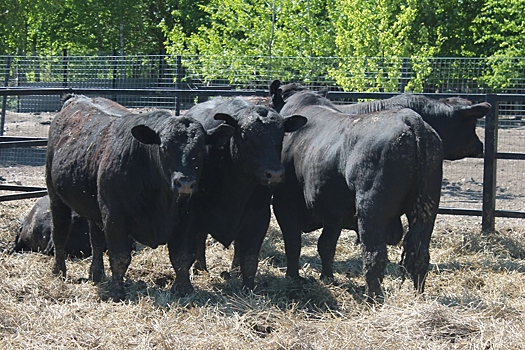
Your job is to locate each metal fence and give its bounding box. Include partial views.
[1,55,525,230]
[3,54,525,118]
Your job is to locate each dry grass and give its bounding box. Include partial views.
[1,195,525,349]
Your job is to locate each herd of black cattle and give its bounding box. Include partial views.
[10,80,491,302]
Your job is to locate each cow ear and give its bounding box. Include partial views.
[461,102,492,119]
[131,125,161,145]
[214,113,237,127]
[283,115,307,132]
[269,80,282,96]
[206,124,234,146]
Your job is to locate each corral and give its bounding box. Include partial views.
[1,55,525,348]
[1,100,525,349]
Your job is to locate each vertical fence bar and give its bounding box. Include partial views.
[399,58,409,93]
[158,54,164,88]
[1,56,12,136]
[175,55,182,116]
[112,49,118,89]
[62,49,68,87]
[481,94,499,232]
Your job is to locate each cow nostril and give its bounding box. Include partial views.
[175,178,197,194]
[264,170,284,184]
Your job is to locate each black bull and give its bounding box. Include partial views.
[176,97,307,292]
[270,80,491,161]
[271,88,444,299]
[46,95,233,301]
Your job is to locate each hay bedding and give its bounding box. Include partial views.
[1,112,525,349]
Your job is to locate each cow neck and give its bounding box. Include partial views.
[200,148,259,244]
[220,149,258,212]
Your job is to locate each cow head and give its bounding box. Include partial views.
[131,116,233,196]
[214,105,307,187]
[270,80,335,114]
[436,98,491,160]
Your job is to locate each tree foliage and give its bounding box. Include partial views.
[327,0,487,92]
[0,0,202,55]
[1,0,525,92]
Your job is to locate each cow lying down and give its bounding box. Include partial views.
[46,95,233,301]
[11,195,92,257]
[270,85,444,301]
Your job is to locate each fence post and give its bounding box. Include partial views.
[481,94,499,232]
[62,49,68,87]
[1,56,12,136]
[399,58,409,93]
[175,55,182,116]
[112,49,118,89]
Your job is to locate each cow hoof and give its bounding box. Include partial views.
[220,271,231,280]
[364,285,384,304]
[52,262,66,278]
[320,273,336,284]
[111,289,126,302]
[172,282,194,297]
[90,268,105,283]
[192,260,208,273]
[364,293,385,305]
[241,284,255,295]
[285,274,307,284]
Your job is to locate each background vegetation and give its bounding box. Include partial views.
[1,0,525,92]
[2,0,524,58]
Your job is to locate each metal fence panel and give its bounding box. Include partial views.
[1,55,524,227]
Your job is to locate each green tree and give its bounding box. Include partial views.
[164,0,335,85]
[0,0,196,55]
[472,0,525,57]
[471,0,525,92]
[328,0,484,92]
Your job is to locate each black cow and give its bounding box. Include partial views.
[46,95,233,300]
[270,80,491,161]
[271,87,444,300]
[173,97,306,292]
[11,195,91,257]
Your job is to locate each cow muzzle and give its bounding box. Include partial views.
[260,169,285,187]
[174,177,197,196]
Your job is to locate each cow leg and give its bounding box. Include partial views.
[357,210,390,301]
[403,188,441,293]
[102,216,131,301]
[273,189,304,280]
[236,203,271,292]
[49,195,72,279]
[402,220,432,293]
[192,231,208,272]
[317,221,343,282]
[168,216,196,296]
[88,220,106,283]
[231,240,240,269]
[400,148,442,293]
[107,249,131,302]
[235,229,266,292]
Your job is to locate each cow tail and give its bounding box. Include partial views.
[400,114,435,292]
